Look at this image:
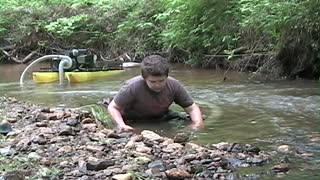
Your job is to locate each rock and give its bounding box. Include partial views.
[185,142,205,152]
[246,156,265,165]
[35,122,48,127]
[112,173,133,180]
[211,142,230,151]
[32,135,47,145]
[82,124,97,132]
[6,118,17,123]
[58,125,74,136]
[130,135,143,142]
[41,107,52,113]
[66,118,79,126]
[272,164,290,173]
[141,130,163,142]
[122,164,141,172]
[58,145,73,152]
[135,157,152,165]
[3,170,32,180]
[182,154,197,162]
[86,160,115,171]
[0,120,13,135]
[148,160,166,171]
[0,146,15,156]
[86,145,105,152]
[136,145,152,154]
[162,143,184,153]
[28,152,42,160]
[145,168,165,178]
[173,133,189,143]
[39,127,53,134]
[277,145,291,153]
[165,168,191,180]
[82,118,95,124]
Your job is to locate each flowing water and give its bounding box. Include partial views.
[0,63,319,179]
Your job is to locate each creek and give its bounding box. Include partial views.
[0,63,319,179]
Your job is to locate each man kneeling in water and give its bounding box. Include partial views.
[107,55,203,131]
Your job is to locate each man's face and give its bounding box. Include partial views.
[144,75,168,92]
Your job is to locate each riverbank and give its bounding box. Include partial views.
[0,96,292,179]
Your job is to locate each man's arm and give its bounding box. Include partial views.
[107,100,134,131]
[184,103,204,129]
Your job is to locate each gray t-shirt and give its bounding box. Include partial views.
[114,76,193,120]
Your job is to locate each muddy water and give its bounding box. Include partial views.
[0,64,319,179]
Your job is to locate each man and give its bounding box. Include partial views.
[107,55,203,131]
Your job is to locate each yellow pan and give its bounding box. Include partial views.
[33,70,124,83]
[66,70,124,83]
[33,72,59,83]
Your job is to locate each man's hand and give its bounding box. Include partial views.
[118,124,135,132]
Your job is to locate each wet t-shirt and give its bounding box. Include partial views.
[113,76,193,120]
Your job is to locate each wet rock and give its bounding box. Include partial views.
[6,118,17,123]
[148,160,167,171]
[173,133,189,143]
[82,118,95,124]
[136,145,152,154]
[122,164,141,172]
[226,158,244,167]
[86,160,115,171]
[200,159,213,165]
[58,145,73,152]
[272,164,289,173]
[66,118,79,126]
[130,135,143,142]
[280,156,290,163]
[0,146,15,156]
[27,152,42,160]
[112,173,134,180]
[211,142,230,151]
[185,142,205,152]
[277,145,291,153]
[32,134,47,145]
[40,158,55,166]
[58,125,74,136]
[306,133,320,142]
[162,143,184,153]
[135,156,152,165]
[35,121,48,127]
[41,107,52,113]
[141,130,163,142]
[246,156,265,165]
[82,124,97,132]
[86,145,105,152]
[145,168,165,178]
[245,144,261,154]
[13,107,25,113]
[182,154,197,162]
[3,170,32,180]
[0,120,13,135]
[39,127,53,134]
[165,168,191,180]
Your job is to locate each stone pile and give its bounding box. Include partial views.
[0,97,276,180]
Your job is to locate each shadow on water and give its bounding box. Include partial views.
[0,64,320,179]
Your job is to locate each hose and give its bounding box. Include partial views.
[19,55,73,86]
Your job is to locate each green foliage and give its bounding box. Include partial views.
[44,15,89,37]
[0,0,319,70]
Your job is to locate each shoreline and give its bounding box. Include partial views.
[0,96,289,179]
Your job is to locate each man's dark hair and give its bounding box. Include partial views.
[141,55,169,78]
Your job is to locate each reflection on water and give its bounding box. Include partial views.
[0,63,320,178]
